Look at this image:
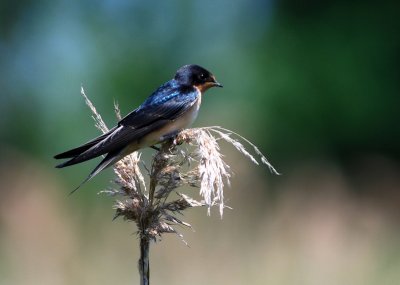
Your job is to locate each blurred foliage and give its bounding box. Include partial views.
[1,0,399,170]
[255,0,400,164]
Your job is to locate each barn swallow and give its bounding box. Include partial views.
[54,64,222,192]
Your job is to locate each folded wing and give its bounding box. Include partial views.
[54,87,198,168]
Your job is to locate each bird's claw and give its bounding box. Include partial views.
[150,145,160,151]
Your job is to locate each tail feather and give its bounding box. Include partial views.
[54,142,99,159]
[55,143,112,168]
[69,149,122,194]
[56,138,113,168]
[56,155,88,168]
[54,127,116,159]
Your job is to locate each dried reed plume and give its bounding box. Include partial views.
[80,87,279,285]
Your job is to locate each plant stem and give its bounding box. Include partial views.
[139,236,150,285]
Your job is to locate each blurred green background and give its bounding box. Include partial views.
[1,0,400,284]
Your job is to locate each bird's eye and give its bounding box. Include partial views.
[200,73,206,80]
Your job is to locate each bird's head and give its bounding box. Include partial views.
[174,64,223,92]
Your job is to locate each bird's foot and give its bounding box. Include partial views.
[150,145,160,151]
[160,130,183,146]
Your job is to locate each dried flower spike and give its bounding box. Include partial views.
[80,88,278,285]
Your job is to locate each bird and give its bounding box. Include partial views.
[54,64,223,192]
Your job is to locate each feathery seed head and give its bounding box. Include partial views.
[81,87,278,243]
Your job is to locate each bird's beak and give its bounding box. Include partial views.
[211,77,223,88]
[213,81,223,88]
[198,77,223,92]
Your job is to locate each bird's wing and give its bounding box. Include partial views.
[93,87,199,152]
[56,87,199,168]
[118,85,197,127]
